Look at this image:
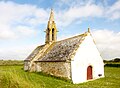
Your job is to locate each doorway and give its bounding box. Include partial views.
[87,66,93,80]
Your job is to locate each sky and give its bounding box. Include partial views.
[0,0,120,60]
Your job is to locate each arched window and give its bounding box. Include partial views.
[47,28,50,41]
[52,28,54,41]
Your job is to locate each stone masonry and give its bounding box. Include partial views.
[35,61,71,79]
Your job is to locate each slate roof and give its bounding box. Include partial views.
[25,45,45,61]
[36,33,87,62]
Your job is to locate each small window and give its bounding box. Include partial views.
[98,74,102,77]
[52,28,54,41]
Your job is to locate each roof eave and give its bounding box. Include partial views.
[34,60,66,62]
[24,59,30,61]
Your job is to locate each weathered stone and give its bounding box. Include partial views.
[36,62,71,79]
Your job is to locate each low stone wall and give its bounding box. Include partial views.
[24,61,30,71]
[24,61,36,72]
[36,62,71,79]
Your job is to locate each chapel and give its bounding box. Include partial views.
[24,9,104,84]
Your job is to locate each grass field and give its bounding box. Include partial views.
[0,65,120,88]
[0,60,23,66]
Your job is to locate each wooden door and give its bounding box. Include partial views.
[87,66,93,80]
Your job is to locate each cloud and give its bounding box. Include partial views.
[0,1,48,40]
[0,0,120,37]
[92,29,120,60]
[0,29,16,39]
[55,0,99,26]
[63,4,103,18]
[55,2,103,26]
[55,0,120,26]
[0,44,37,60]
[106,0,120,20]
[16,26,36,36]
[55,0,95,8]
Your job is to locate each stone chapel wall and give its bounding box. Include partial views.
[36,62,71,79]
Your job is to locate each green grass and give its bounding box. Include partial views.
[0,66,120,88]
[104,61,120,67]
[0,60,23,66]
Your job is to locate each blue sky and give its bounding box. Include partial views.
[0,0,120,60]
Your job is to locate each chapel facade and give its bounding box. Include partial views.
[24,9,104,84]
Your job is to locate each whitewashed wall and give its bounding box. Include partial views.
[71,33,104,84]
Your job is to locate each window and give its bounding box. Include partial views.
[52,28,54,41]
[47,28,50,41]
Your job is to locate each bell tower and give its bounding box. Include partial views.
[45,9,58,44]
